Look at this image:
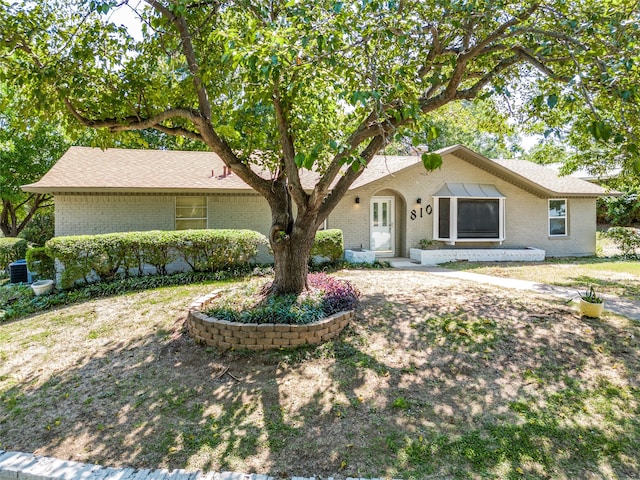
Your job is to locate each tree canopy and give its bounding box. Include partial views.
[0,82,69,237]
[2,0,638,292]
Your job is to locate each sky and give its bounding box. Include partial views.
[105,1,144,41]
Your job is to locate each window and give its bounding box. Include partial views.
[549,199,567,236]
[438,198,450,239]
[175,196,207,230]
[457,199,500,238]
[433,183,505,243]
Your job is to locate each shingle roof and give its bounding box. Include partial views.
[22,144,613,197]
[22,147,255,193]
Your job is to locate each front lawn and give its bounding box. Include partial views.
[1,269,639,479]
[440,257,640,300]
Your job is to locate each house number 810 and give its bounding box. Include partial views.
[410,205,432,220]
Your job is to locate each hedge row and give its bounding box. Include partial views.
[26,247,56,280]
[45,229,268,288]
[0,238,28,272]
[310,229,344,262]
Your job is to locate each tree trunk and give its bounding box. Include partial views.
[0,200,19,237]
[266,180,319,295]
[271,229,315,295]
[0,195,50,238]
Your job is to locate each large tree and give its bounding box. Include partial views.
[0,84,69,237]
[2,0,638,294]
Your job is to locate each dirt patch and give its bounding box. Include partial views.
[1,270,639,479]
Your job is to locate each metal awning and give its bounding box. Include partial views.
[433,182,505,198]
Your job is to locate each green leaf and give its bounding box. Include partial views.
[294,153,305,167]
[426,126,439,142]
[303,153,315,170]
[547,94,558,109]
[421,153,442,171]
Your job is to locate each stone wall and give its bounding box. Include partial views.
[187,292,353,350]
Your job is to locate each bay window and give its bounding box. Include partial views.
[433,183,505,244]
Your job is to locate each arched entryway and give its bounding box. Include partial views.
[370,190,406,257]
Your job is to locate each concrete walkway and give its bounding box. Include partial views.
[388,258,640,321]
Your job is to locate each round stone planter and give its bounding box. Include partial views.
[187,291,354,351]
[579,299,604,318]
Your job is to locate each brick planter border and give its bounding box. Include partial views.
[186,291,354,351]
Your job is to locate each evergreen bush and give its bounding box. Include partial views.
[25,247,55,280]
[45,229,267,288]
[0,237,28,272]
[311,229,344,262]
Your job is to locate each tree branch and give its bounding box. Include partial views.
[64,98,205,132]
[144,0,212,121]
[273,80,307,206]
[512,46,572,82]
[318,134,388,220]
[460,3,541,62]
[154,124,206,142]
[312,107,392,201]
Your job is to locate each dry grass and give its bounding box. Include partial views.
[441,258,640,300]
[440,234,640,300]
[1,269,640,479]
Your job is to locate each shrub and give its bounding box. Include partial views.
[136,231,181,276]
[311,229,344,262]
[45,229,267,288]
[46,235,98,288]
[26,247,56,280]
[0,237,28,272]
[598,186,640,226]
[604,226,640,257]
[175,229,267,272]
[20,209,55,247]
[308,272,360,314]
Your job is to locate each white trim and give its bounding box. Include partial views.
[370,196,395,255]
[548,198,568,237]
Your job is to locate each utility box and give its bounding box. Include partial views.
[9,259,31,284]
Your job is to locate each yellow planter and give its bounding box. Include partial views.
[579,299,604,318]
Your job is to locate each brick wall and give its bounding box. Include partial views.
[187,292,354,350]
[53,156,598,259]
[328,154,598,257]
[55,194,175,236]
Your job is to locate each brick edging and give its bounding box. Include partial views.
[186,291,353,350]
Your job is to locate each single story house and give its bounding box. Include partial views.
[23,144,613,261]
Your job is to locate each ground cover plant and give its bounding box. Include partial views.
[1,269,639,479]
[206,273,360,324]
[0,269,254,322]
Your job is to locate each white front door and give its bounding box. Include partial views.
[371,196,395,255]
